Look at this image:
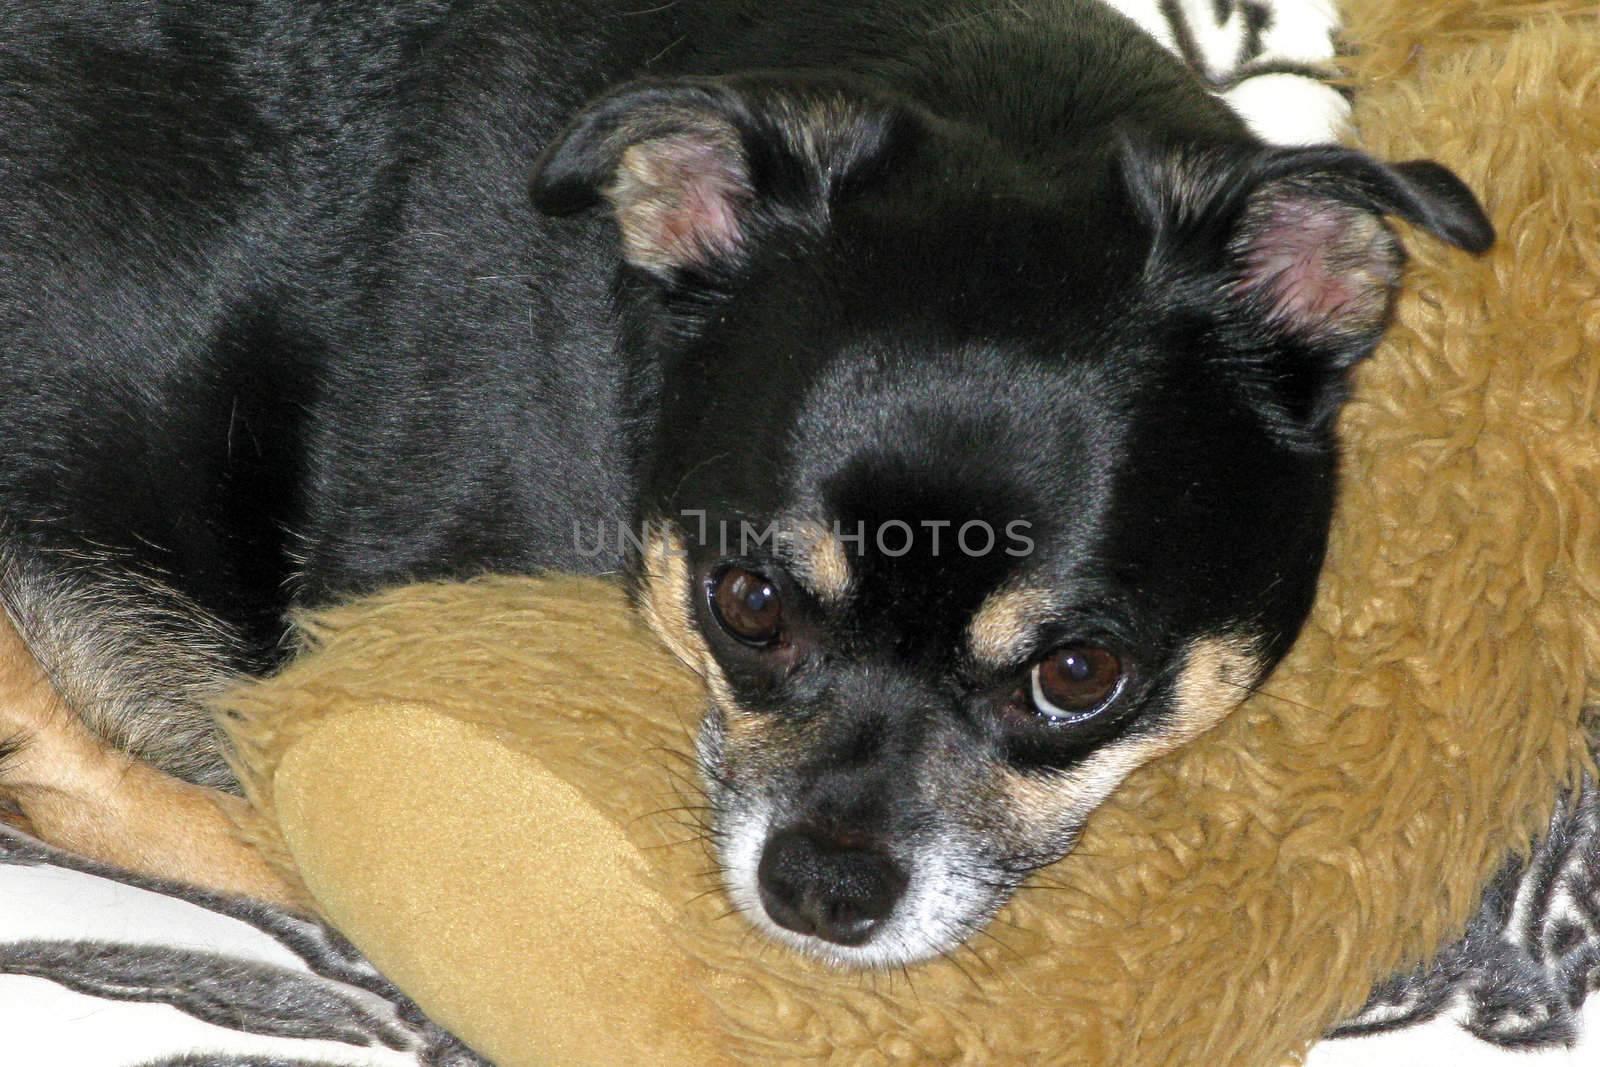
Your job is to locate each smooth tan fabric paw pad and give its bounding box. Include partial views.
[276,705,730,1067]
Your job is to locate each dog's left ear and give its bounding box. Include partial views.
[532,76,912,281]
[1124,140,1493,424]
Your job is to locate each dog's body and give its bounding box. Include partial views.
[0,0,1491,965]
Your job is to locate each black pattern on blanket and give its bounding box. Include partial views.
[1101,0,1350,144]
[1333,774,1600,1049]
[0,827,487,1067]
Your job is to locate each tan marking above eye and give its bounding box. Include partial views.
[967,586,1060,667]
[775,518,853,607]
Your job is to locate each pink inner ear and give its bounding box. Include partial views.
[608,133,750,273]
[1233,194,1401,342]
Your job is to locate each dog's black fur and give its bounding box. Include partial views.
[0,0,1491,965]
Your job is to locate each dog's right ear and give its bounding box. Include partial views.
[531,76,913,280]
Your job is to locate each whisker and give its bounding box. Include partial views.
[659,817,721,839]
[683,884,730,907]
[643,745,701,767]
[628,803,716,825]
[1010,881,1096,899]
[970,924,1023,961]
[939,947,983,990]
[1217,676,1327,716]
[639,833,721,851]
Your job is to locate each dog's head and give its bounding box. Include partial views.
[533,75,1492,966]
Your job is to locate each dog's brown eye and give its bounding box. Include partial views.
[1030,644,1124,721]
[709,566,784,646]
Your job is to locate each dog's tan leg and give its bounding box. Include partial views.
[0,610,304,909]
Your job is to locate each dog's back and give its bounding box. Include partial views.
[0,0,644,618]
[0,0,621,778]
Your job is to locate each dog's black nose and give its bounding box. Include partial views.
[756,826,908,946]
